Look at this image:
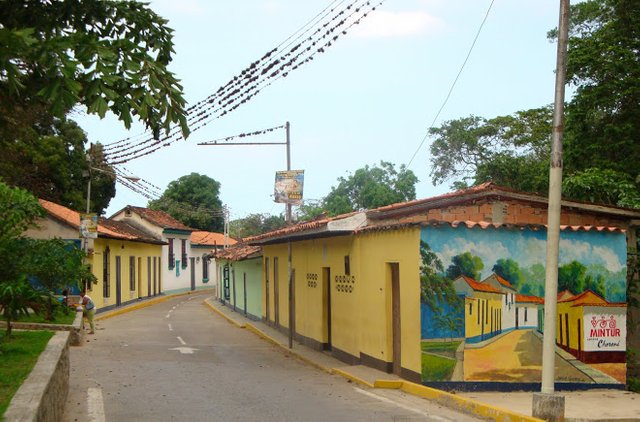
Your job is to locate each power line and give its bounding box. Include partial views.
[405,0,496,169]
[102,0,385,165]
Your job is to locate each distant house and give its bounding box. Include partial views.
[28,199,165,311]
[556,290,626,363]
[515,293,544,331]
[190,231,237,291]
[111,206,197,294]
[453,275,505,344]
[481,273,517,333]
[214,243,262,319]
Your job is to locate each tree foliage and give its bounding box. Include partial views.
[445,252,484,281]
[492,258,525,290]
[0,119,116,214]
[0,183,45,336]
[229,213,287,239]
[323,161,418,216]
[0,0,189,139]
[25,238,95,320]
[149,173,224,232]
[419,241,460,312]
[428,0,640,208]
[428,107,552,191]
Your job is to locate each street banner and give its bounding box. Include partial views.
[274,170,304,204]
[80,213,98,239]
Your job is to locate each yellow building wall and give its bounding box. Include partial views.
[262,237,356,347]
[353,228,422,375]
[262,227,422,377]
[557,301,584,350]
[89,238,162,310]
[464,293,503,340]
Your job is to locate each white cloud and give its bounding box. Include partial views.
[592,245,624,272]
[351,10,444,39]
[437,237,510,279]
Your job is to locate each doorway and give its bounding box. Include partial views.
[322,267,332,350]
[190,257,196,291]
[388,263,401,375]
[115,256,122,306]
[137,257,142,299]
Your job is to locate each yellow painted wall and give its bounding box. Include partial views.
[557,301,584,350]
[89,238,162,310]
[353,228,422,375]
[464,293,503,340]
[262,227,422,376]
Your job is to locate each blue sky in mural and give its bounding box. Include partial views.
[421,226,627,281]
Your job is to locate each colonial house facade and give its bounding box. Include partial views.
[28,199,165,311]
[242,183,639,387]
[111,206,196,294]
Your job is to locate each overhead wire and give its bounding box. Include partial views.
[103,0,384,165]
[405,0,496,168]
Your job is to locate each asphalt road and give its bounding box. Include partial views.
[63,292,482,421]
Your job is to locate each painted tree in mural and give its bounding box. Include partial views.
[492,258,525,290]
[445,252,484,281]
[419,241,460,312]
[558,260,606,298]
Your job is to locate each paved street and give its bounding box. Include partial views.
[63,292,481,421]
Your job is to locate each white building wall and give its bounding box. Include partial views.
[516,303,539,329]
[501,292,516,331]
[162,233,193,293]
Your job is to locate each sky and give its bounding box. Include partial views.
[73,0,565,221]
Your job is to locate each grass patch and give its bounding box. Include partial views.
[0,330,54,416]
[421,352,456,381]
[421,340,461,353]
[3,309,77,325]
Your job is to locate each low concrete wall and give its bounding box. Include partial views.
[4,331,70,422]
[0,311,84,346]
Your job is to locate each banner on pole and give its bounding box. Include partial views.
[274,170,304,204]
[79,213,98,239]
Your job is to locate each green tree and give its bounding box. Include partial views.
[295,200,327,223]
[0,119,116,214]
[323,161,418,216]
[149,173,224,231]
[428,107,552,189]
[0,183,45,337]
[558,261,588,295]
[492,258,525,290]
[560,0,640,188]
[445,252,484,281]
[229,213,287,239]
[25,238,95,321]
[419,241,460,312]
[0,0,189,139]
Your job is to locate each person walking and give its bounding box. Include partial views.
[80,290,96,334]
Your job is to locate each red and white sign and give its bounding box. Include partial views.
[583,307,626,352]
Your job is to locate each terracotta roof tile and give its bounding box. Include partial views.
[558,289,609,306]
[98,218,164,244]
[123,206,194,231]
[38,199,161,243]
[459,275,504,294]
[214,243,261,261]
[516,294,544,304]
[191,231,237,247]
[492,274,515,289]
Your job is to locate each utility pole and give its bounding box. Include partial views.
[199,122,297,348]
[532,0,569,420]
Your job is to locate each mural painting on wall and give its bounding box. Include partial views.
[419,225,627,385]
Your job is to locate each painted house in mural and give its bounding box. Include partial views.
[27,199,165,311]
[214,243,262,319]
[515,293,544,331]
[556,289,626,363]
[111,206,196,294]
[244,183,639,387]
